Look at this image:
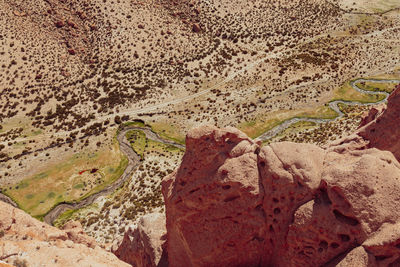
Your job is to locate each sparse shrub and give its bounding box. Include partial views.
[13,259,28,267]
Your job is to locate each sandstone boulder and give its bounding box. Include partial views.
[161,123,400,267]
[335,246,371,267]
[192,23,201,32]
[0,201,130,267]
[162,125,265,266]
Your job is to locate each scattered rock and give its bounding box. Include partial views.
[67,20,78,29]
[192,23,201,32]
[89,23,97,31]
[67,49,76,55]
[55,20,65,28]
[13,10,26,17]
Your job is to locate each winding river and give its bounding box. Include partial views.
[255,79,400,142]
[0,78,399,225]
[42,126,183,225]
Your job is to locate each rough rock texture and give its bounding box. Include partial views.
[62,220,97,249]
[358,84,400,161]
[113,85,400,267]
[0,201,130,267]
[112,213,168,267]
[162,125,265,266]
[161,116,400,266]
[358,104,385,129]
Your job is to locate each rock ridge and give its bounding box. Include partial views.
[157,121,400,266]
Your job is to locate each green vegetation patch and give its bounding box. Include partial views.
[264,121,317,145]
[150,122,186,144]
[34,172,48,180]
[242,78,393,140]
[147,139,184,154]
[123,120,147,128]
[53,202,99,228]
[332,81,386,104]
[25,194,34,199]
[126,130,147,158]
[126,129,183,159]
[5,140,127,219]
[239,104,337,139]
[78,156,128,201]
[73,183,84,189]
[355,81,397,93]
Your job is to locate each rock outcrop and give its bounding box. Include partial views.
[159,84,400,267]
[358,84,400,161]
[160,123,400,266]
[0,201,130,267]
[110,85,400,267]
[112,213,168,267]
[162,126,264,266]
[62,220,97,249]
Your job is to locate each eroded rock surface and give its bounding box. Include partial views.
[0,201,130,267]
[162,125,265,266]
[160,118,400,266]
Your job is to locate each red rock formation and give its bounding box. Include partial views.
[0,201,130,267]
[111,85,400,266]
[358,84,400,161]
[162,126,265,266]
[112,213,168,267]
[159,121,400,266]
[358,104,385,129]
